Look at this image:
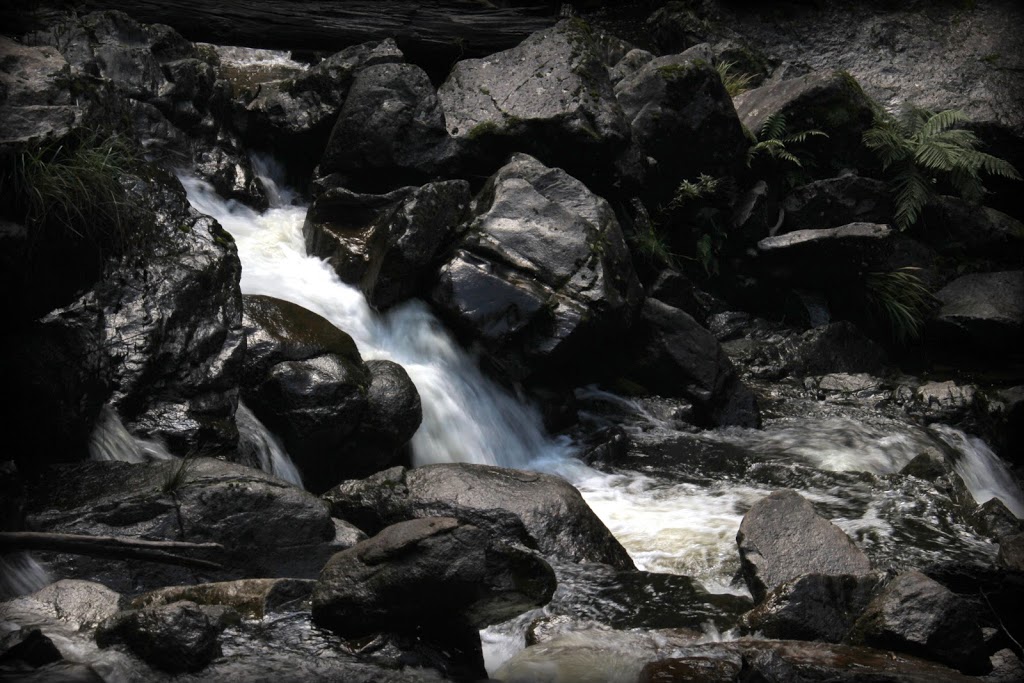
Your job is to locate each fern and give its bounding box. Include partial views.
[746,114,828,168]
[864,107,1021,231]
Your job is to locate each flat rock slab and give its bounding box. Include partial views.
[932,270,1024,351]
[737,490,872,603]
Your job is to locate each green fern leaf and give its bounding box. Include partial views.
[921,109,969,137]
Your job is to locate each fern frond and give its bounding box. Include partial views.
[759,113,788,143]
[914,139,962,173]
[890,162,932,231]
[921,109,969,137]
[864,125,912,169]
[782,129,829,144]
[978,152,1022,180]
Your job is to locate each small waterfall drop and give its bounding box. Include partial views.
[0,553,50,600]
[236,400,304,487]
[88,405,174,463]
[931,424,1024,518]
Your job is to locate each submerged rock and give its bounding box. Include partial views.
[848,570,989,674]
[430,153,642,383]
[323,463,635,569]
[737,490,873,603]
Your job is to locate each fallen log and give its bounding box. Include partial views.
[0,532,225,571]
[78,0,558,58]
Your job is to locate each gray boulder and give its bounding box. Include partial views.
[438,19,629,186]
[734,70,876,173]
[235,39,403,175]
[319,62,450,188]
[919,195,1024,263]
[96,600,225,673]
[16,580,126,632]
[741,573,883,642]
[323,463,635,569]
[304,179,472,309]
[623,298,760,427]
[737,490,872,603]
[931,271,1024,351]
[430,153,642,382]
[757,222,894,287]
[614,45,747,194]
[26,459,338,592]
[781,176,893,233]
[311,517,555,636]
[848,570,989,674]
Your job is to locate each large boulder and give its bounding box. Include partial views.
[918,195,1024,264]
[318,62,451,189]
[241,295,421,490]
[323,463,635,569]
[734,70,877,175]
[848,570,989,674]
[781,175,893,233]
[430,153,642,382]
[6,580,125,632]
[757,222,894,287]
[614,44,748,197]
[438,19,630,188]
[622,298,759,427]
[234,39,403,177]
[930,271,1024,352]
[311,517,555,636]
[303,179,472,308]
[736,490,873,603]
[95,601,225,674]
[25,459,339,592]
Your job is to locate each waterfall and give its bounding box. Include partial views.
[930,424,1024,518]
[0,553,50,600]
[179,173,572,470]
[89,405,175,463]
[236,399,304,487]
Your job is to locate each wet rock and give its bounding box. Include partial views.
[0,37,92,147]
[614,44,747,196]
[638,655,742,683]
[848,569,989,674]
[970,498,1022,542]
[781,175,892,233]
[737,490,873,603]
[311,517,555,637]
[900,452,950,482]
[96,600,224,673]
[132,578,314,618]
[342,360,421,473]
[438,20,629,188]
[908,381,979,427]
[305,180,471,309]
[0,628,62,668]
[757,222,894,288]
[623,298,760,428]
[986,649,1024,683]
[741,573,884,642]
[323,463,634,569]
[931,271,1024,352]
[26,459,337,592]
[319,62,450,189]
[0,662,105,682]
[430,153,642,383]
[997,532,1024,571]
[20,580,125,632]
[735,70,876,174]
[235,39,403,175]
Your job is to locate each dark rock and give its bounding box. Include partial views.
[848,570,989,674]
[639,655,742,683]
[757,222,894,288]
[614,44,747,197]
[737,490,873,603]
[0,628,62,668]
[781,175,893,233]
[735,70,876,174]
[900,452,950,482]
[430,153,642,383]
[0,37,90,147]
[96,600,224,673]
[0,662,105,682]
[304,180,472,308]
[342,360,421,475]
[919,195,1024,264]
[931,271,1024,352]
[741,573,884,642]
[323,463,635,569]
[609,48,655,86]
[623,298,760,428]
[998,532,1024,571]
[970,498,1022,542]
[132,578,315,618]
[311,517,555,636]
[319,62,450,189]
[438,20,630,188]
[235,39,403,177]
[25,459,338,592]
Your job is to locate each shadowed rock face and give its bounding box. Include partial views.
[323,463,635,570]
[737,490,872,603]
[931,271,1024,352]
[96,600,226,674]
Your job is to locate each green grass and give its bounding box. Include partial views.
[864,267,935,344]
[161,454,200,494]
[715,61,755,97]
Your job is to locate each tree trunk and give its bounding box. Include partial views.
[0,531,225,571]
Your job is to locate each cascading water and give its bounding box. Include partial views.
[236,399,304,487]
[89,406,175,463]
